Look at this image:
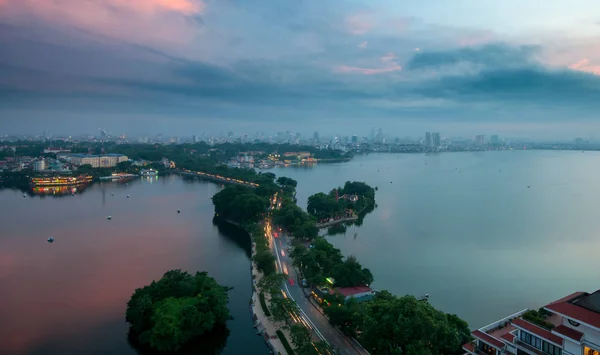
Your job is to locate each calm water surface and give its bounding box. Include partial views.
[275,150,600,329]
[0,175,268,355]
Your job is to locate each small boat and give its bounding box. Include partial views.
[47,237,54,243]
[107,216,112,220]
[527,185,530,188]
[111,193,114,196]
[23,193,26,198]
[127,195,130,198]
[140,169,158,176]
[177,210,181,213]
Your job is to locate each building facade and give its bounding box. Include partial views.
[66,154,128,168]
[463,289,600,355]
[33,159,46,171]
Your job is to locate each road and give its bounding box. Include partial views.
[265,197,369,355]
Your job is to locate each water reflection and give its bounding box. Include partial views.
[128,326,229,355]
[31,184,90,196]
[213,217,252,259]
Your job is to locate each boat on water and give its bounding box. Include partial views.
[31,175,93,187]
[140,169,158,176]
[99,173,137,181]
[47,237,54,243]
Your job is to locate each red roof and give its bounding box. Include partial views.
[511,318,562,345]
[462,342,475,352]
[334,286,372,297]
[472,330,505,349]
[547,292,586,305]
[501,333,515,343]
[544,293,600,329]
[552,325,584,342]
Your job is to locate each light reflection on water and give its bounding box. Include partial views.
[0,175,268,355]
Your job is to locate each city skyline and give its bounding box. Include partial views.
[1,1,600,137]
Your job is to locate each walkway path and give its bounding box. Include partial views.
[250,243,292,355]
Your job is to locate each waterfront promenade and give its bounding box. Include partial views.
[177,169,259,187]
[250,249,291,355]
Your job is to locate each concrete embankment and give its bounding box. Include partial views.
[315,216,358,229]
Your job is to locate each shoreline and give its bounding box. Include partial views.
[217,217,290,355]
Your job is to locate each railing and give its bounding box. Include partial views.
[478,309,528,332]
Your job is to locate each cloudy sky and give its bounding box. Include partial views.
[1,0,600,138]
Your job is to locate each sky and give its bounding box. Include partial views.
[1,0,600,139]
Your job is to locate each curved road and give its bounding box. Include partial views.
[266,210,369,355]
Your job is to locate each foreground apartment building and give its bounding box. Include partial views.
[463,289,600,355]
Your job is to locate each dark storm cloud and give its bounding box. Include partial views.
[406,43,600,108]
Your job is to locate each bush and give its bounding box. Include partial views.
[276,330,295,355]
[523,310,555,330]
[259,292,271,317]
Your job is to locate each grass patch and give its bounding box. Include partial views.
[259,292,271,317]
[276,330,295,355]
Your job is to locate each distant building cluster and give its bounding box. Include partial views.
[58,153,128,168]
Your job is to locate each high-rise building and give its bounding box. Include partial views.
[377,128,383,142]
[192,135,198,143]
[351,135,358,143]
[33,159,46,171]
[474,135,485,146]
[313,131,320,143]
[228,131,234,139]
[432,132,441,147]
[425,132,432,147]
[491,135,499,145]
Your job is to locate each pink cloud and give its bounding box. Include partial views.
[0,0,206,47]
[569,58,600,75]
[358,41,368,49]
[345,13,373,35]
[336,51,402,75]
[336,62,402,75]
[381,52,397,62]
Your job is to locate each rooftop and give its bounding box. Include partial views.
[334,286,373,297]
[544,289,600,329]
[511,318,562,345]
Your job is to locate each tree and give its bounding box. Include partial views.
[323,297,362,336]
[257,273,286,295]
[212,186,269,225]
[359,291,469,355]
[269,295,299,325]
[125,270,230,353]
[277,176,297,187]
[331,255,374,287]
[253,250,276,276]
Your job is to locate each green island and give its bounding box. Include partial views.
[307,181,376,226]
[125,270,231,353]
[209,171,471,354]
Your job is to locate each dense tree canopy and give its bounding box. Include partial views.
[291,238,372,288]
[272,200,318,240]
[212,186,270,226]
[307,181,376,221]
[125,270,231,353]
[289,323,331,355]
[322,291,470,355]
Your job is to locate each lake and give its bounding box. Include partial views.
[2,150,600,354]
[275,150,600,329]
[0,175,269,355]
